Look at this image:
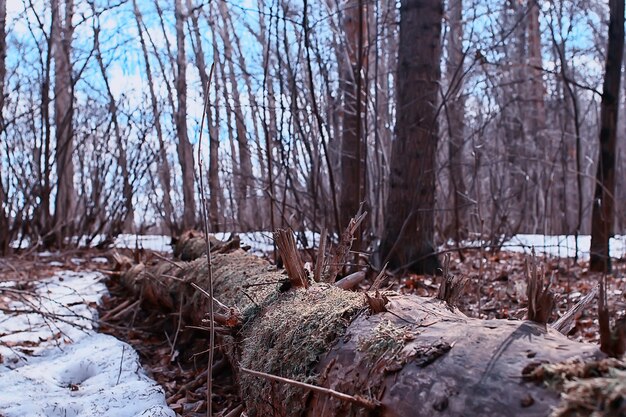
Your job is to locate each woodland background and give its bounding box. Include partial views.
[0,0,624,271]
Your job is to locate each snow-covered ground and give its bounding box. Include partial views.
[11,232,626,261]
[500,234,626,259]
[0,271,174,417]
[113,231,322,255]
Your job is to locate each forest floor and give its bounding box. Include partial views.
[0,235,624,416]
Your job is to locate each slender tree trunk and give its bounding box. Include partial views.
[217,1,257,230]
[527,0,547,233]
[339,0,367,235]
[0,0,7,254]
[174,0,196,230]
[379,0,443,274]
[93,19,133,232]
[132,0,175,233]
[187,0,220,232]
[445,0,468,243]
[589,0,625,272]
[52,0,75,247]
[209,24,222,232]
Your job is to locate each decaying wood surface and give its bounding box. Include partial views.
[115,247,613,417]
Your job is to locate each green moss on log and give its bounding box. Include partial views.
[239,284,365,417]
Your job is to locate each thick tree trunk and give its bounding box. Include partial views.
[174,0,196,230]
[589,0,624,272]
[379,0,442,274]
[339,0,367,236]
[118,248,610,417]
[52,0,75,247]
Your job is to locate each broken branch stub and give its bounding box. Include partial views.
[436,254,468,307]
[525,252,556,324]
[598,276,626,358]
[274,228,309,289]
[325,211,367,283]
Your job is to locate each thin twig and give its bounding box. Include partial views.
[152,252,185,269]
[197,62,216,417]
[190,282,228,311]
[239,366,378,410]
[170,294,184,359]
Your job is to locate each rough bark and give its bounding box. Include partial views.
[379,0,442,274]
[51,0,75,247]
[0,0,7,254]
[174,0,196,230]
[444,0,468,242]
[339,0,367,236]
[589,0,624,272]
[117,248,611,417]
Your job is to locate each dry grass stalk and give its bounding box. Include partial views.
[436,253,468,307]
[525,250,556,324]
[274,228,308,288]
[325,210,367,283]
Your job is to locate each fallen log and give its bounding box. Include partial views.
[116,249,620,417]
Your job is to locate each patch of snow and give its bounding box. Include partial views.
[0,269,175,416]
[113,234,173,253]
[0,333,175,417]
[91,257,109,264]
[0,271,106,366]
[48,261,64,267]
[500,234,626,259]
[215,231,321,255]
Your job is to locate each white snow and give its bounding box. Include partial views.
[113,234,173,253]
[500,234,626,259]
[113,231,321,255]
[0,334,174,417]
[0,271,106,365]
[0,270,175,417]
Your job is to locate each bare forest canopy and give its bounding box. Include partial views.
[0,0,625,272]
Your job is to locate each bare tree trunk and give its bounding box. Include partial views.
[527,0,547,234]
[379,0,443,274]
[0,0,7,254]
[93,14,133,233]
[444,0,468,243]
[217,1,257,230]
[52,0,75,247]
[590,0,624,272]
[174,0,196,230]
[339,0,367,235]
[132,0,175,233]
[187,0,220,232]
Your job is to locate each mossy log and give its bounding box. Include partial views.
[118,249,612,417]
